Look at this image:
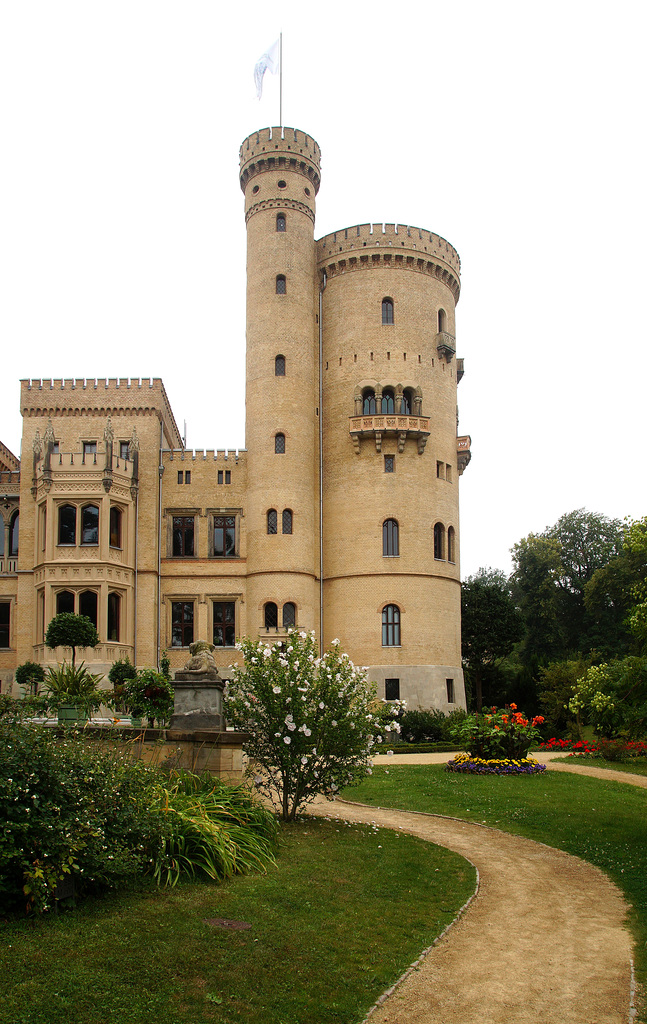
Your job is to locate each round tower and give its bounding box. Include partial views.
[317,223,466,710]
[239,127,321,639]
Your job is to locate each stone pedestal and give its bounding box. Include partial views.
[168,641,225,731]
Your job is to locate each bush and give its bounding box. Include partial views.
[400,708,447,743]
[121,669,174,724]
[569,656,647,739]
[0,720,164,913]
[450,705,545,760]
[224,631,377,820]
[42,662,105,716]
[14,661,45,696]
[107,657,138,687]
[0,721,277,915]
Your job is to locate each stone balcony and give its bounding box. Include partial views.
[349,414,431,454]
[0,556,18,575]
[457,435,472,474]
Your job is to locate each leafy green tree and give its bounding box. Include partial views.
[461,569,524,711]
[569,656,647,739]
[537,658,591,736]
[624,517,647,651]
[511,534,564,668]
[45,613,99,667]
[14,661,45,696]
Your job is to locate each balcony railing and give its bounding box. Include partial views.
[349,414,431,454]
[0,556,18,574]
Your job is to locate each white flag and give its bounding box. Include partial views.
[254,38,280,100]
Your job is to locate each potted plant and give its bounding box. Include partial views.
[121,669,174,728]
[44,613,103,724]
[107,657,138,718]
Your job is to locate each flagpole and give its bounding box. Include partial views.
[279,32,283,128]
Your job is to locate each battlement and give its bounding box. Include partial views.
[316,223,461,278]
[165,449,247,463]
[21,378,183,448]
[239,126,321,194]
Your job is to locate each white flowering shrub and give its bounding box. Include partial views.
[224,631,378,820]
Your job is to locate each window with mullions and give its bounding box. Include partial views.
[213,602,235,647]
[363,389,376,414]
[83,441,97,460]
[171,601,194,647]
[58,505,76,545]
[282,509,292,535]
[383,519,399,556]
[213,516,236,558]
[382,298,394,325]
[80,505,99,545]
[172,516,194,557]
[264,602,278,629]
[119,441,130,461]
[0,603,10,648]
[381,389,395,414]
[382,604,401,647]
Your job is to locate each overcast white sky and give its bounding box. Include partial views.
[1,1,645,580]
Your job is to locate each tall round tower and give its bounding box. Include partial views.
[239,127,321,639]
[317,224,466,709]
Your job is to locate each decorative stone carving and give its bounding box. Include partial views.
[104,417,114,445]
[32,430,42,458]
[43,420,55,448]
[128,429,140,456]
[169,639,224,732]
[183,640,220,678]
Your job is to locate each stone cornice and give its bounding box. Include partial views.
[319,250,460,303]
[245,198,315,226]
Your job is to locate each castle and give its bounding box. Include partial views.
[0,126,471,710]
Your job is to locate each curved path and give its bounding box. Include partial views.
[306,752,642,1023]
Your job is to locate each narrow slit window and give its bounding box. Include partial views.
[267,509,278,534]
[282,509,293,535]
[276,275,286,294]
[275,433,286,454]
[276,213,286,232]
[275,355,286,376]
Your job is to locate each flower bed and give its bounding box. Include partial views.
[446,753,546,775]
[540,737,647,759]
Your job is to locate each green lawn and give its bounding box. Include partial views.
[0,816,475,1024]
[345,764,647,1021]
[553,754,647,776]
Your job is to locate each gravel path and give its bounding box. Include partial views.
[306,751,642,1023]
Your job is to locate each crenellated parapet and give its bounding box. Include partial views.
[21,378,183,449]
[317,223,461,302]
[165,449,247,464]
[239,126,321,194]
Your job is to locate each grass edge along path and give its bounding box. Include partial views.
[345,763,647,1023]
[0,816,476,1024]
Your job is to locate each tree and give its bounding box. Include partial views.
[511,534,567,668]
[224,631,377,821]
[623,517,647,652]
[536,658,591,735]
[569,657,647,739]
[461,569,524,711]
[45,613,99,667]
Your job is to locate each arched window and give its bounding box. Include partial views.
[276,274,286,294]
[276,213,286,232]
[382,604,401,646]
[282,509,293,535]
[434,522,445,560]
[283,602,296,628]
[108,592,121,641]
[402,388,415,414]
[267,509,277,534]
[438,308,446,333]
[58,505,76,546]
[362,389,376,414]
[79,590,98,629]
[447,526,456,564]
[56,590,75,615]
[109,506,122,548]
[81,504,99,545]
[264,602,278,629]
[381,388,395,414]
[383,519,399,556]
[9,512,19,557]
[382,298,394,325]
[275,433,285,454]
[275,354,286,376]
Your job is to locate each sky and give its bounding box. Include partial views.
[1,1,645,580]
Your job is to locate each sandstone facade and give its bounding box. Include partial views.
[0,126,471,711]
